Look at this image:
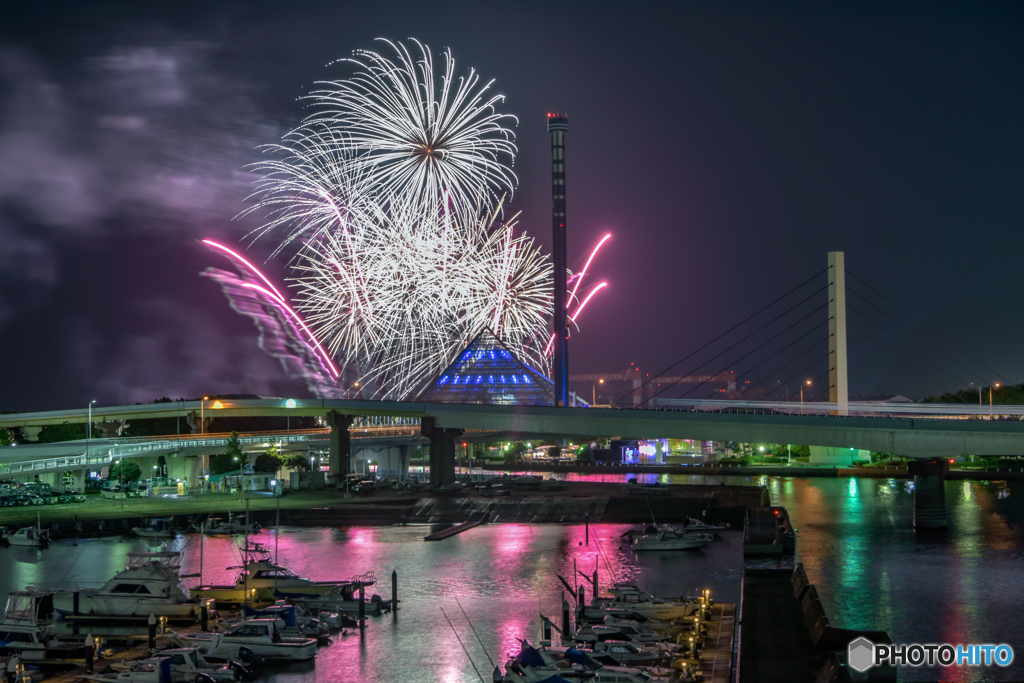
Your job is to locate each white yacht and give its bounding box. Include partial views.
[179,618,317,661]
[0,591,71,659]
[190,543,378,607]
[631,528,712,551]
[53,551,208,620]
[586,585,700,621]
[4,527,51,548]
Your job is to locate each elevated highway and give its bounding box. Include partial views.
[5,397,1020,529]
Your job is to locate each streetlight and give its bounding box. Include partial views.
[990,383,1000,416]
[87,400,96,457]
[201,397,209,435]
[800,380,811,415]
[593,378,604,406]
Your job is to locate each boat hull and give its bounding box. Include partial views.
[53,593,200,620]
[632,538,706,550]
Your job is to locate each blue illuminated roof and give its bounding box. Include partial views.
[418,329,555,406]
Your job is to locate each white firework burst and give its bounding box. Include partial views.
[304,38,518,216]
[290,198,552,400]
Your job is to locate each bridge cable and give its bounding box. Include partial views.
[846,368,895,402]
[628,282,829,406]
[845,336,942,399]
[761,352,831,400]
[845,303,976,394]
[846,269,1006,382]
[734,333,832,400]
[612,268,829,405]
[845,318,967,401]
[674,301,830,401]
[847,285,991,389]
[845,346,917,398]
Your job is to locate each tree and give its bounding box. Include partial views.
[38,423,89,443]
[0,428,12,446]
[109,460,142,483]
[209,453,235,475]
[284,454,311,472]
[225,431,247,471]
[253,444,282,473]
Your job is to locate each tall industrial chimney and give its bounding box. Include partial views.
[548,113,569,406]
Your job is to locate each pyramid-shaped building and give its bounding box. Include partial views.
[418,329,555,406]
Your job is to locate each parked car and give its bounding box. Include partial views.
[0,496,13,507]
[476,483,510,497]
[100,485,126,500]
[37,492,60,505]
[28,494,46,506]
[62,489,86,503]
[12,495,32,507]
[351,480,376,493]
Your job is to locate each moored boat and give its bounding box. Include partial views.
[631,527,712,551]
[4,527,51,548]
[53,551,208,620]
[132,518,177,539]
[178,618,317,661]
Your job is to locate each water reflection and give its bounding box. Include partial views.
[0,477,1020,681]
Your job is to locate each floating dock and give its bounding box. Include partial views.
[700,601,736,683]
[423,515,487,540]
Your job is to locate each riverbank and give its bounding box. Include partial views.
[481,461,1024,479]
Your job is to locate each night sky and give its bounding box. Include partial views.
[1,1,1021,410]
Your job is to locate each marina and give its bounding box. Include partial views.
[0,476,1020,682]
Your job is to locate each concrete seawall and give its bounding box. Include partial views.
[0,483,767,536]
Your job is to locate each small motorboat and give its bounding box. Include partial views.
[581,640,665,667]
[179,618,317,662]
[132,518,178,539]
[584,585,700,622]
[680,517,730,532]
[200,514,261,536]
[4,527,51,548]
[109,647,249,681]
[631,527,712,551]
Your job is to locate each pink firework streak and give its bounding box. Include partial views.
[203,240,339,378]
[545,233,612,356]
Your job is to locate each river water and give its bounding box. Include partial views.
[1,476,1021,682]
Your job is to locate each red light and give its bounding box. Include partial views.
[949,459,955,464]
[463,443,468,447]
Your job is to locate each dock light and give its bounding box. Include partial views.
[271,480,277,487]
[285,399,296,408]
[212,401,224,409]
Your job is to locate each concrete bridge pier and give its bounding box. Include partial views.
[421,417,462,487]
[908,459,949,530]
[326,411,353,485]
